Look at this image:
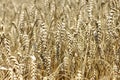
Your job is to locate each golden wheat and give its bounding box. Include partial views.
[0,0,120,80]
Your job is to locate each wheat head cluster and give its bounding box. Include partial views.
[0,0,120,80]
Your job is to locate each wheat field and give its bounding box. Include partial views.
[0,0,120,80]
